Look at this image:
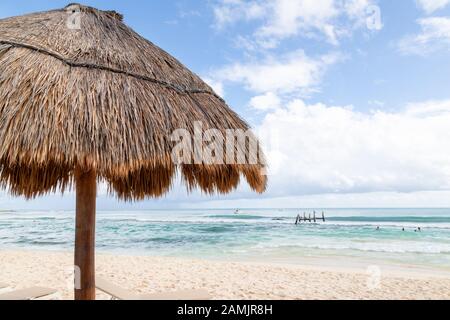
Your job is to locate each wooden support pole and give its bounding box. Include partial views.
[74,168,97,300]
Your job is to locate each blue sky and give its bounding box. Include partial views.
[1,1,450,209]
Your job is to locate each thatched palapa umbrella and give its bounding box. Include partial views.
[0,4,266,300]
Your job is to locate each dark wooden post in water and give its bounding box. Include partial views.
[296,211,326,224]
[74,168,97,300]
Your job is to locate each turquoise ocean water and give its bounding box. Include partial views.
[1,208,449,270]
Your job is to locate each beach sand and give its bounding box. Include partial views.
[0,250,449,300]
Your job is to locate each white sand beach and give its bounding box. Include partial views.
[1,250,449,300]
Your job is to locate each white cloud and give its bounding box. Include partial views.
[213,0,266,29]
[417,0,450,14]
[256,99,450,196]
[368,100,385,108]
[398,17,450,55]
[257,0,341,45]
[214,50,341,95]
[203,77,225,96]
[249,92,282,111]
[213,0,381,47]
[404,99,450,116]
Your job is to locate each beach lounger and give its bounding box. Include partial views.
[96,277,210,300]
[0,287,58,300]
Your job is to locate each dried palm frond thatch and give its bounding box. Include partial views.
[0,3,267,200]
